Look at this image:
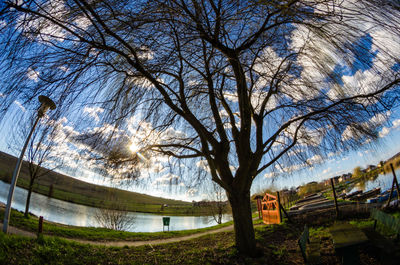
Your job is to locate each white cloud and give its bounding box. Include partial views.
[196,160,210,173]
[73,15,91,30]
[223,93,238,102]
[342,123,366,142]
[369,112,389,126]
[392,119,400,128]
[306,154,323,165]
[322,167,331,174]
[277,121,324,148]
[27,67,39,82]
[138,46,154,61]
[379,126,390,138]
[152,173,180,186]
[264,172,279,178]
[58,66,69,72]
[13,100,26,112]
[83,106,104,122]
[378,118,400,138]
[276,163,307,173]
[17,0,68,42]
[186,188,198,197]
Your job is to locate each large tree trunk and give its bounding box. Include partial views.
[24,178,34,217]
[227,191,258,257]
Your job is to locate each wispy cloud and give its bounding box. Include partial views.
[27,67,39,82]
[83,106,104,122]
[13,100,26,112]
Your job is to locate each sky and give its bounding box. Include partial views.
[0,1,400,202]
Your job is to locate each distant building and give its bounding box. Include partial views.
[339,173,352,182]
[324,175,342,186]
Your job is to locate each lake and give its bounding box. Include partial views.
[349,168,400,193]
[0,180,232,232]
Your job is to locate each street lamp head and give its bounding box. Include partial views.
[38,95,56,117]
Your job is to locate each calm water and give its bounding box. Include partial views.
[0,180,231,232]
[350,168,400,193]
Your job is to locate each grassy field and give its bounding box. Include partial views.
[3,216,397,265]
[0,221,305,265]
[0,151,215,215]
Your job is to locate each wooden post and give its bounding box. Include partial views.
[390,164,400,200]
[256,198,262,219]
[38,216,43,235]
[277,191,283,223]
[330,178,339,219]
[387,164,400,207]
[278,200,292,223]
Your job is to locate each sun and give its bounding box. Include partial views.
[129,142,138,153]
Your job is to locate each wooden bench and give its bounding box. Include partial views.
[362,209,400,263]
[298,225,322,265]
[370,208,400,240]
[329,222,369,265]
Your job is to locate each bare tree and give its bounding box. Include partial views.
[0,0,400,256]
[208,182,228,224]
[12,115,64,217]
[94,194,136,231]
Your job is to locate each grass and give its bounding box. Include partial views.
[349,212,400,238]
[0,208,234,242]
[0,221,305,265]
[2,212,398,264]
[0,231,236,265]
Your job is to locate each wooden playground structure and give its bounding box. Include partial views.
[258,193,281,224]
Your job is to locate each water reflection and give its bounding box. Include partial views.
[349,169,400,193]
[0,181,231,232]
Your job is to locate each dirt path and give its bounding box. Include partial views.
[76,225,236,247]
[1,223,37,238]
[0,222,236,247]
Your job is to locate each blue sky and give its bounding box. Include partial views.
[254,108,400,193]
[1,98,400,201]
[0,1,400,202]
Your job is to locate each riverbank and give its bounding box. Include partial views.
[0,207,237,241]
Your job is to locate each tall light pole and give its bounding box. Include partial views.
[2,95,56,233]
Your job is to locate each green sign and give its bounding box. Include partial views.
[163,217,170,226]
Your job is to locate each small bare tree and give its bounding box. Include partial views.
[12,115,64,217]
[94,194,136,231]
[208,182,228,224]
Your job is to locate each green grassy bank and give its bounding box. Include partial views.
[0,208,233,241]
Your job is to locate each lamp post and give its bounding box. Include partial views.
[2,95,56,233]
